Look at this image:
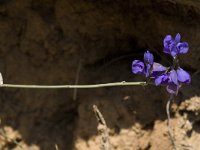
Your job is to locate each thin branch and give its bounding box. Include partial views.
[0,81,147,89]
[93,105,110,150]
[166,94,177,150]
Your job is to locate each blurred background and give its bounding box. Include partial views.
[0,0,199,149]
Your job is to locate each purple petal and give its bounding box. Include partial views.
[170,43,178,57]
[144,51,154,65]
[175,33,181,43]
[163,35,173,54]
[151,62,167,77]
[155,76,163,86]
[132,60,145,74]
[177,67,191,84]
[152,63,167,72]
[155,74,169,86]
[163,35,173,48]
[169,70,178,85]
[177,42,189,54]
[166,83,179,95]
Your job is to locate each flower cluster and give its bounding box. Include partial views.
[132,33,191,95]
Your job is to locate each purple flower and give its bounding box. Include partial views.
[132,51,168,78]
[163,33,189,57]
[131,34,190,96]
[132,51,154,77]
[154,68,191,95]
[132,60,145,74]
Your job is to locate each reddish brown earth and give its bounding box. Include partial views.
[0,0,200,150]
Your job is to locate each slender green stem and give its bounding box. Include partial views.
[0,81,147,89]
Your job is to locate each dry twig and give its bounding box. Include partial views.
[93,105,110,150]
[55,144,59,150]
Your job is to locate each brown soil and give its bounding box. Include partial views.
[0,0,199,150]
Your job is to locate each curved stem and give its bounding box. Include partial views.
[166,94,177,150]
[0,81,147,89]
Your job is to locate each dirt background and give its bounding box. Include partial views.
[0,0,199,150]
